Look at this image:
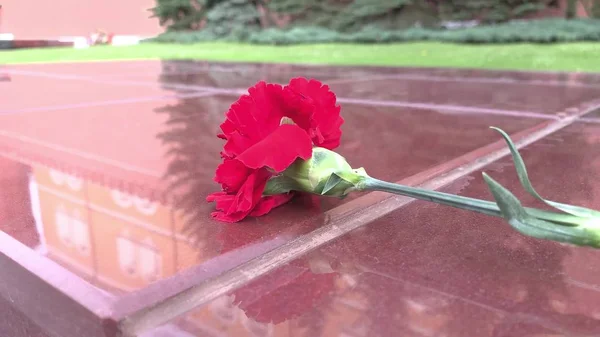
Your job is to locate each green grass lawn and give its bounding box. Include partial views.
[1,42,599,73]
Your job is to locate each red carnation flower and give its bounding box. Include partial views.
[207,78,344,222]
[205,77,600,249]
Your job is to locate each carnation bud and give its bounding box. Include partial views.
[264,147,368,197]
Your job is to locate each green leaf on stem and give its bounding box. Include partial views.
[483,172,600,248]
[263,175,301,195]
[491,127,600,219]
[322,173,344,195]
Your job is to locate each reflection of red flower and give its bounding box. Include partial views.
[233,260,336,324]
[219,224,337,324]
[207,78,344,222]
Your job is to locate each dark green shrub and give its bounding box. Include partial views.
[151,18,600,44]
[247,27,343,44]
[263,0,439,32]
[150,0,261,33]
[438,0,554,23]
[266,0,346,28]
[566,0,578,18]
[330,0,413,31]
[151,0,559,35]
[592,0,600,18]
[200,0,263,40]
[151,30,216,43]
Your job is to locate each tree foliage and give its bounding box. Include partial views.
[201,0,263,39]
[150,0,263,32]
[150,0,208,30]
[265,0,556,27]
[437,0,555,23]
[566,0,578,18]
[267,0,346,27]
[152,18,600,44]
[151,0,562,34]
[330,0,435,31]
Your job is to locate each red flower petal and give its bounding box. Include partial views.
[206,191,230,205]
[250,193,295,217]
[235,124,312,173]
[283,78,344,150]
[208,168,272,223]
[220,82,286,157]
[214,158,251,193]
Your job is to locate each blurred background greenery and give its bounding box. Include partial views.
[2,0,599,72]
[149,0,600,44]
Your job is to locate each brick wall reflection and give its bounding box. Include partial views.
[27,163,373,336]
[22,157,600,336]
[28,164,299,336]
[30,164,200,292]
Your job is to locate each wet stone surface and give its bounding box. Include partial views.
[1,60,600,337]
[170,122,600,337]
[0,92,542,294]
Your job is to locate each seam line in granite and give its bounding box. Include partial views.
[0,130,163,177]
[4,59,158,66]
[5,70,246,95]
[580,116,600,124]
[36,184,195,244]
[157,62,600,77]
[6,70,553,120]
[0,150,166,206]
[0,91,216,115]
[0,231,117,317]
[117,101,598,336]
[8,63,600,88]
[97,71,600,89]
[323,73,600,89]
[335,97,554,120]
[5,59,596,76]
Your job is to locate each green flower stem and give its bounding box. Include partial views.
[362,177,586,226]
[363,177,501,217]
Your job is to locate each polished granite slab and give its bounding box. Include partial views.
[0,71,201,114]
[166,121,600,337]
[1,60,599,337]
[15,60,600,87]
[327,78,600,115]
[0,295,50,337]
[0,94,543,294]
[8,61,600,116]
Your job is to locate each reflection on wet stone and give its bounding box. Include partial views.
[329,77,600,115]
[154,122,600,336]
[0,159,39,248]
[0,295,51,337]
[156,60,600,118]
[157,60,378,89]
[155,59,543,233]
[3,60,600,336]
